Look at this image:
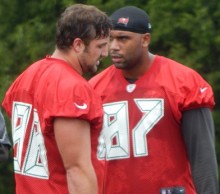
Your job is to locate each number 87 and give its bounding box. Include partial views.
[97,99,164,160]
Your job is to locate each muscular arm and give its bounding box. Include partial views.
[182,108,219,194]
[54,117,98,194]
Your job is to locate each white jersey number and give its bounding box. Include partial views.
[12,102,49,179]
[97,99,164,160]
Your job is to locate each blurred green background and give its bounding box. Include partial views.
[0,0,219,193]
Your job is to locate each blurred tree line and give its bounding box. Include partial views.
[0,0,219,193]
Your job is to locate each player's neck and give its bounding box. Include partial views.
[51,49,83,75]
[122,52,155,80]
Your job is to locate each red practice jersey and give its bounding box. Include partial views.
[2,56,103,194]
[89,55,215,194]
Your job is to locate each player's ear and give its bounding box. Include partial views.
[142,33,150,48]
[72,38,85,53]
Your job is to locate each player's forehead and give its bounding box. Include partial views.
[110,30,136,37]
[90,36,109,45]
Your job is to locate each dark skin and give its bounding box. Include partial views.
[109,30,154,79]
[109,30,219,194]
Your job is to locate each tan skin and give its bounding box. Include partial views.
[52,37,109,75]
[79,38,109,74]
[109,30,155,79]
[54,118,97,194]
[51,36,109,194]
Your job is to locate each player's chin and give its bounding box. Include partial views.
[88,65,98,74]
[113,62,126,69]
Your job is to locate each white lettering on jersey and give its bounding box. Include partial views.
[12,102,49,179]
[97,99,164,160]
[133,98,164,157]
[12,102,31,173]
[98,101,129,160]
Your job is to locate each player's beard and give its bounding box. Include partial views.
[80,47,100,74]
[87,61,99,74]
[111,55,132,70]
[111,51,143,70]
[111,53,126,69]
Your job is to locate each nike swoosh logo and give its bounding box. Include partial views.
[200,87,208,93]
[74,103,87,109]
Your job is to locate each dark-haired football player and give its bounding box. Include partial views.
[90,6,219,194]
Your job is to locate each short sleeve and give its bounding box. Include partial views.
[42,76,103,129]
[179,70,215,111]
